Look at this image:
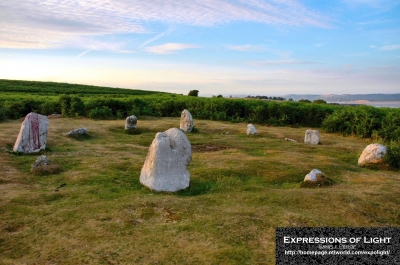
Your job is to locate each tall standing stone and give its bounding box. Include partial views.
[304,129,320,145]
[125,115,137,130]
[140,128,192,192]
[13,112,49,153]
[247,124,258,135]
[180,109,193,133]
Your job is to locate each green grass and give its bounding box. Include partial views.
[0,118,399,264]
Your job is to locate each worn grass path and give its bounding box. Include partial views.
[0,117,399,265]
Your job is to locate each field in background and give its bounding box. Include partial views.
[1,117,399,265]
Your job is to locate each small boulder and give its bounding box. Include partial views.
[66,128,87,136]
[304,129,320,145]
[32,155,50,169]
[247,124,258,135]
[13,112,49,153]
[125,115,137,130]
[301,169,334,188]
[304,169,326,182]
[358,143,387,167]
[140,128,191,192]
[30,155,62,175]
[180,109,193,133]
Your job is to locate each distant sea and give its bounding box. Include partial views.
[328,101,400,108]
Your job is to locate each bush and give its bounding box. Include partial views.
[88,106,114,120]
[4,99,41,119]
[0,107,6,121]
[59,95,85,117]
[379,110,400,142]
[188,90,199,97]
[322,106,382,138]
[40,99,60,115]
[384,141,400,169]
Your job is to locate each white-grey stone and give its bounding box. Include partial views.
[66,128,87,136]
[304,129,320,145]
[125,115,137,130]
[358,143,387,166]
[32,155,50,169]
[304,169,325,182]
[140,128,191,192]
[180,109,193,133]
[246,124,258,135]
[285,138,297,142]
[13,112,49,153]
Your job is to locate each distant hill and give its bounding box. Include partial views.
[0,79,168,96]
[284,94,400,102]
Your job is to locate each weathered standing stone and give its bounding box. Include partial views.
[140,128,191,192]
[125,115,137,130]
[247,124,258,135]
[180,109,193,133]
[30,155,62,175]
[66,128,87,136]
[358,143,387,167]
[304,129,320,145]
[32,155,50,169]
[13,112,49,153]
[304,169,326,182]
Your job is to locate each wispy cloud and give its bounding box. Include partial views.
[370,44,400,51]
[76,49,92,58]
[346,52,370,57]
[0,0,330,49]
[144,43,199,54]
[249,59,321,66]
[358,19,398,25]
[228,44,293,58]
[342,0,397,8]
[228,44,267,52]
[138,28,175,49]
[378,44,400,51]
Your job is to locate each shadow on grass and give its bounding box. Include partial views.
[108,126,159,135]
[176,179,217,196]
[300,176,336,188]
[66,133,94,141]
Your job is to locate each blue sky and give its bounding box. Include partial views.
[0,0,399,96]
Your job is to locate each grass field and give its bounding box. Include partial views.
[0,117,399,264]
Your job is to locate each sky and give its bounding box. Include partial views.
[0,0,399,96]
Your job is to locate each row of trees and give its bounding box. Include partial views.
[245,95,286,101]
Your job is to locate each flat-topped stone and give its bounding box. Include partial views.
[304,129,320,145]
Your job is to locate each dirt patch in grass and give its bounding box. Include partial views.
[192,144,230,152]
[31,164,63,176]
